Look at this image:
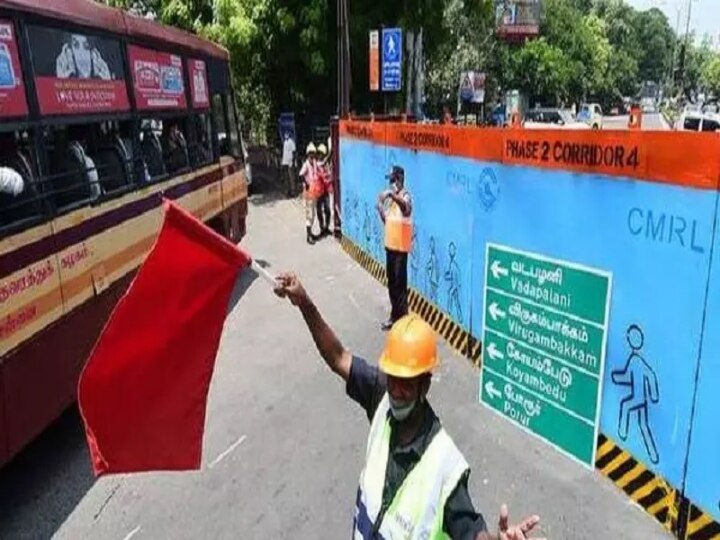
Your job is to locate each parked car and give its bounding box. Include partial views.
[676,102,720,132]
[523,108,591,130]
[577,103,603,129]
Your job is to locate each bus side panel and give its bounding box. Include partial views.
[51,206,99,315]
[2,276,120,460]
[219,158,248,242]
[0,368,7,464]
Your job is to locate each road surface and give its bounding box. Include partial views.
[0,191,673,539]
[602,112,669,130]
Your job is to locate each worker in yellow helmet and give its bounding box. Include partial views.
[274,273,544,540]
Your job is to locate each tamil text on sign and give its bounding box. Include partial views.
[480,243,612,467]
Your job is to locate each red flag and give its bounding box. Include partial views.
[78,199,250,476]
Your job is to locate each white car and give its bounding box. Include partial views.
[523,109,591,130]
[676,103,720,132]
[577,103,603,129]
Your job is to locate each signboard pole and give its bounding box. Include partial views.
[479,243,612,468]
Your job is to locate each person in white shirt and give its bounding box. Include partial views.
[281,132,297,197]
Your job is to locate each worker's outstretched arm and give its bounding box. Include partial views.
[274,273,352,381]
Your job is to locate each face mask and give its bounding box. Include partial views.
[388,394,417,422]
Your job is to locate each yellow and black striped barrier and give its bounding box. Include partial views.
[339,235,720,540]
[340,236,479,363]
[683,505,720,540]
[595,434,679,534]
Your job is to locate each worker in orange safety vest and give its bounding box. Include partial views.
[376,165,412,331]
[300,142,323,245]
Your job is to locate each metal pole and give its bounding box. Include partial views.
[669,6,681,93]
[678,0,694,93]
[343,0,351,116]
[336,0,342,117]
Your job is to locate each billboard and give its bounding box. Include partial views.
[128,45,187,111]
[495,0,541,41]
[27,25,129,115]
[459,71,485,104]
[369,30,379,92]
[0,20,28,118]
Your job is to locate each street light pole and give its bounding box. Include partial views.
[336,0,351,118]
[669,5,681,93]
[678,0,695,94]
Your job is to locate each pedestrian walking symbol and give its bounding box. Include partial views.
[445,242,463,323]
[479,243,613,467]
[381,28,402,92]
[612,324,660,464]
[384,33,398,61]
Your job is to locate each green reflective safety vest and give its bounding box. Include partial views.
[353,394,469,540]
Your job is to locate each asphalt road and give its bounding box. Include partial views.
[0,192,673,539]
[602,112,669,130]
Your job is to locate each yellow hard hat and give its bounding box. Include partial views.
[379,315,438,378]
[306,142,317,154]
[317,143,328,155]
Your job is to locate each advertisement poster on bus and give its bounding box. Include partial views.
[0,20,28,118]
[128,45,187,111]
[27,25,129,115]
[187,58,209,109]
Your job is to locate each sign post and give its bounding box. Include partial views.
[479,243,612,467]
[381,27,402,93]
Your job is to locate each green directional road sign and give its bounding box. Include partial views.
[480,243,612,467]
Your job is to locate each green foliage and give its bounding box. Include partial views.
[701,53,720,96]
[99,0,716,132]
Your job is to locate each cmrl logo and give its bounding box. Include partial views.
[0,24,13,40]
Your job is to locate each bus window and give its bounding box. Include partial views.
[139,117,190,180]
[212,94,229,155]
[0,131,42,230]
[161,119,190,175]
[43,124,101,212]
[225,93,242,159]
[140,119,166,181]
[189,113,214,167]
[92,120,136,196]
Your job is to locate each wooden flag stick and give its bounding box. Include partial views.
[251,259,278,287]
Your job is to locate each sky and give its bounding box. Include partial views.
[625,0,720,45]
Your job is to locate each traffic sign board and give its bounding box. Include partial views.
[381,28,402,92]
[480,243,612,467]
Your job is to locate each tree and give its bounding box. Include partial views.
[424,0,495,111]
[631,8,674,85]
[682,34,714,99]
[701,54,720,96]
[510,38,572,106]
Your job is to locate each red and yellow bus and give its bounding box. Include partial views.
[0,0,248,466]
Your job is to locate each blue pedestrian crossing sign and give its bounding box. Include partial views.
[381,28,402,92]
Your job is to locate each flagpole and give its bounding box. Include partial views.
[251,260,278,286]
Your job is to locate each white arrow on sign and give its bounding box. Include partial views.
[488,302,506,321]
[490,260,509,279]
[485,381,502,400]
[486,342,504,361]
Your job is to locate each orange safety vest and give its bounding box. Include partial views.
[384,199,412,252]
[303,162,323,200]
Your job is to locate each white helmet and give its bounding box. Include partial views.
[306,142,317,154]
[317,143,328,155]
